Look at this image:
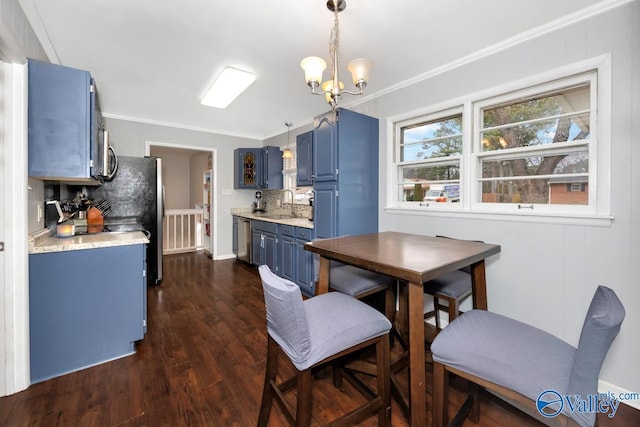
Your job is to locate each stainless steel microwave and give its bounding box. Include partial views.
[92,128,118,180]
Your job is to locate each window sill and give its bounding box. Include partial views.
[384,205,614,227]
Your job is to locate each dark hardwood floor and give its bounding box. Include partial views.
[1,252,638,426]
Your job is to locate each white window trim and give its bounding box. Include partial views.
[386,54,613,227]
[280,145,312,204]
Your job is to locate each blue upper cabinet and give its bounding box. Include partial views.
[313,113,339,182]
[296,130,313,186]
[234,146,283,189]
[28,59,99,181]
[234,148,260,189]
[260,146,283,189]
[312,108,379,239]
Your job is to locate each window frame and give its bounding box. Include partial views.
[394,105,465,211]
[280,145,313,204]
[386,55,612,226]
[470,71,597,215]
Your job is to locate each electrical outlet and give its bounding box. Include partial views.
[37,203,43,223]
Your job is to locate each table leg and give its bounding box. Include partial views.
[316,256,330,295]
[470,260,487,310]
[407,280,426,427]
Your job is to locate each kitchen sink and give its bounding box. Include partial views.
[260,214,296,219]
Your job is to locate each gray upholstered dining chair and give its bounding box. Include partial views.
[257,265,392,427]
[431,285,625,427]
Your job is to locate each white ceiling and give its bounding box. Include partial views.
[21,0,610,140]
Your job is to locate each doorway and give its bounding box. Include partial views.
[146,142,217,259]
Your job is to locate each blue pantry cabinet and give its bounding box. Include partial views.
[27,59,101,180]
[296,130,313,186]
[311,108,379,239]
[29,244,147,383]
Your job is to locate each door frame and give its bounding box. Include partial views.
[1,61,30,396]
[145,141,218,259]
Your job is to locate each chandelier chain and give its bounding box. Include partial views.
[329,2,340,77]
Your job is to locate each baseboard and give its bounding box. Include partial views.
[599,379,640,410]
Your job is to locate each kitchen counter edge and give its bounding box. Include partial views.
[230,209,314,229]
[29,229,150,254]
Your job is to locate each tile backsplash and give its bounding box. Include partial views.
[261,190,312,218]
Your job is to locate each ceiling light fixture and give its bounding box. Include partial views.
[201,67,256,109]
[300,0,370,110]
[282,122,293,159]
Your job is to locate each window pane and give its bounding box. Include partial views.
[481,112,590,150]
[481,177,588,205]
[401,163,460,182]
[401,116,462,161]
[481,151,589,179]
[481,85,590,152]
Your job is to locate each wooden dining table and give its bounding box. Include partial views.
[304,232,501,427]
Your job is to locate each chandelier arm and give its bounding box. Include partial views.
[338,88,364,96]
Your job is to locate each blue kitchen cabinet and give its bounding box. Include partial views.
[296,130,313,186]
[29,244,147,383]
[278,224,316,297]
[312,108,379,239]
[234,148,260,189]
[251,220,278,272]
[313,114,339,182]
[260,146,283,189]
[27,59,101,180]
[234,146,283,189]
[279,225,296,282]
[294,227,316,297]
[232,215,239,255]
[313,183,338,239]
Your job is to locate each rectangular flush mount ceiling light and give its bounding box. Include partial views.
[200,67,256,108]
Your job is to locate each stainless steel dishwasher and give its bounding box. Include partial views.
[237,217,252,263]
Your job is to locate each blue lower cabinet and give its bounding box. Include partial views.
[252,220,278,273]
[279,225,296,282]
[294,227,316,296]
[277,224,315,297]
[29,244,146,383]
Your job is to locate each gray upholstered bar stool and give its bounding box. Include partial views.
[328,261,397,327]
[257,265,392,427]
[423,236,480,333]
[431,285,625,427]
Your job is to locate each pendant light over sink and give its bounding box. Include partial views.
[300,0,371,110]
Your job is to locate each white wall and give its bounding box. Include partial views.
[102,117,260,258]
[190,152,209,209]
[345,1,639,403]
[153,150,190,209]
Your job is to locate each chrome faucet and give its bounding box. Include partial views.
[282,189,295,217]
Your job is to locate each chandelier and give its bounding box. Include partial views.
[300,0,371,110]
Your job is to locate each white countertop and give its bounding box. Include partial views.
[231,208,314,229]
[29,229,149,254]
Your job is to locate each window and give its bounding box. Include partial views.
[389,58,610,223]
[281,146,312,204]
[395,108,463,206]
[474,73,595,213]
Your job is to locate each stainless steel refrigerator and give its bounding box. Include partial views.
[88,155,164,285]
